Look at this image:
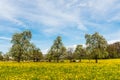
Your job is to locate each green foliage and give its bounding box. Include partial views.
[3,53,10,61]
[66,48,74,62]
[10,30,32,62]
[29,44,43,62]
[85,32,108,63]
[107,42,120,58]
[45,52,53,62]
[47,36,66,62]
[74,45,86,62]
[0,52,3,61]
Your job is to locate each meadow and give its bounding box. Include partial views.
[0,59,120,80]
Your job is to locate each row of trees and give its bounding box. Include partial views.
[0,30,120,63]
[45,32,108,63]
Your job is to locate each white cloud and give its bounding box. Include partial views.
[88,0,120,21]
[0,37,11,41]
[41,49,49,54]
[66,45,77,51]
[0,0,27,27]
[21,0,87,31]
[0,0,119,32]
[0,0,119,29]
[0,0,120,53]
[108,40,120,44]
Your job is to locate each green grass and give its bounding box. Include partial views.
[0,59,120,80]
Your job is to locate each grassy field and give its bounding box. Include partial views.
[0,59,120,80]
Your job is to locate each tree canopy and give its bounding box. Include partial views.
[48,36,66,62]
[85,32,108,63]
[74,45,86,62]
[10,30,32,62]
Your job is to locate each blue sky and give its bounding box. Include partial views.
[0,0,120,54]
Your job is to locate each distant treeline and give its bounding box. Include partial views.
[0,30,120,63]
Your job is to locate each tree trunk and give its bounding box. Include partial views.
[33,58,35,62]
[80,58,81,62]
[48,59,51,62]
[56,57,59,63]
[17,56,20,62]
[17,50,22,62]
[95,58,98,63]
[95,55,98,63]
[36,58,39,62]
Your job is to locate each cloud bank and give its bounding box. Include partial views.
[0,0,120,53]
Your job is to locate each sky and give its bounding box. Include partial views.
[0,0,120,54]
